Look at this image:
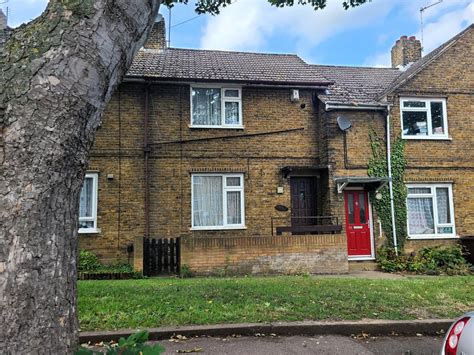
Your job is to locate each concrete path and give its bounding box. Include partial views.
[160,334,443,355]
[321,271,406,279]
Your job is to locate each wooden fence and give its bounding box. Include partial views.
[143,237,180,276]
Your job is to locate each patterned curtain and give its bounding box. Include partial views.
[193,176,223,227]
[192,88,221,125]
[407,197,434,235]
[79,178,93,218]
[436,188,450,223]
[226,191,241,224]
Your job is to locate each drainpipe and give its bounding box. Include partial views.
[144,84,150,238]
[386,104,398,255]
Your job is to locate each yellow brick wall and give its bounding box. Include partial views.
[80,83,346,271]
[385,28,474,251]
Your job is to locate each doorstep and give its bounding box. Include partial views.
[348,260,379,272]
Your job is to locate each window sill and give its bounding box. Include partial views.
[189,125,245,130]
[407,235,458,240]
[402,136,452,141]
[190,226,247,231]
[78,228,101,234]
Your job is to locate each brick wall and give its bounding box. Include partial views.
[181,234,348,275]
[80,82,346,273]
[319,108,387,246]
[386,28,474,250]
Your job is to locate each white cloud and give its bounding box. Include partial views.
[2,0,48,27]
[365,0,473,67]
[419,1,473,54]
[200,0,395,55]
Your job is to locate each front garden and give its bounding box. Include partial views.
[78,275,474,331]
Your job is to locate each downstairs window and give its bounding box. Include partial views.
[79,173,98,233]
[406,184,455,238]
[192,174,245,229]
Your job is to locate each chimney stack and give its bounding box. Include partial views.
[144,14,167,50]
[391,35,422,68]
[0,8,9,49]
[0,9,7,30]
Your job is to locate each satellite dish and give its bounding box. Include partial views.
[337,116,352,131]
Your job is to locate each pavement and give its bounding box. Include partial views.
[80,319,451,344]
[160,334,444,355]
[322,271,406,279]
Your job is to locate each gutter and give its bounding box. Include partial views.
[123,77,331,90]
[385,104,398,255]
[325,102,387,111]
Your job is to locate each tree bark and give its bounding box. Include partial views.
[0,0,160,353]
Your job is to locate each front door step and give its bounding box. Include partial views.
[348,260,379,272]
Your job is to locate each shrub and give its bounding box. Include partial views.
[99,263,134,274]
[76,330,164,355]
[78,250,101,272]
[78,250,137,276]
[179,264,194,278]
[377,245,472,275]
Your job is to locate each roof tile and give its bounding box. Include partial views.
[127,48,331,85]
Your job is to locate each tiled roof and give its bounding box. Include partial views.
[313,65,401,105]
[378,23,474,99]
[127,48,331,86]
[126,25,472,106]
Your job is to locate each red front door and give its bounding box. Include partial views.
[344,190,372,257]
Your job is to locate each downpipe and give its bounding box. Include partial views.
[386,104,398,255]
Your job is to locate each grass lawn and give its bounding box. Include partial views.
[78,275,474,331]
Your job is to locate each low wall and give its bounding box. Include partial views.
[181,234,348,275]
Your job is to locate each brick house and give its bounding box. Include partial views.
[78,17,474,275]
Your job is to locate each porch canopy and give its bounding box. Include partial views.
[334,176,390,193]
[280,165,327,178]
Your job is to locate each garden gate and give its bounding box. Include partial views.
[143,237,180,276]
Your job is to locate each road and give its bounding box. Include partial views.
[161,334,443,355]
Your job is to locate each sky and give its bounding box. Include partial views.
[2,0,473,67]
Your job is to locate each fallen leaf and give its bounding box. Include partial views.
[176,347,203,353]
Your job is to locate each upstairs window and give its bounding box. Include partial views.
[192,174,245,229]
[79,173,98,233]
[406,184,455,238]
[191,87,242,128]
[400,98,448,139]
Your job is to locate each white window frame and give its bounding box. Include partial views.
[400,97,449,140]
[406,183,456,239]
[190,85,243,129]
[191,173,246,230]
[78,173,99,234]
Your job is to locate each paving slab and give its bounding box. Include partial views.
[158,334,443,355]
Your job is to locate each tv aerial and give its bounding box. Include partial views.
[420,0,443,53]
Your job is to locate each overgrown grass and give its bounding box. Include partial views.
[78,276,474,331]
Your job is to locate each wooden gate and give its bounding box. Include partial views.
[143,237,180,276]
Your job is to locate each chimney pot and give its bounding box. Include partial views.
[391,34,422,68]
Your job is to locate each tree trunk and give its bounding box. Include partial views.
[0,1,160,352]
